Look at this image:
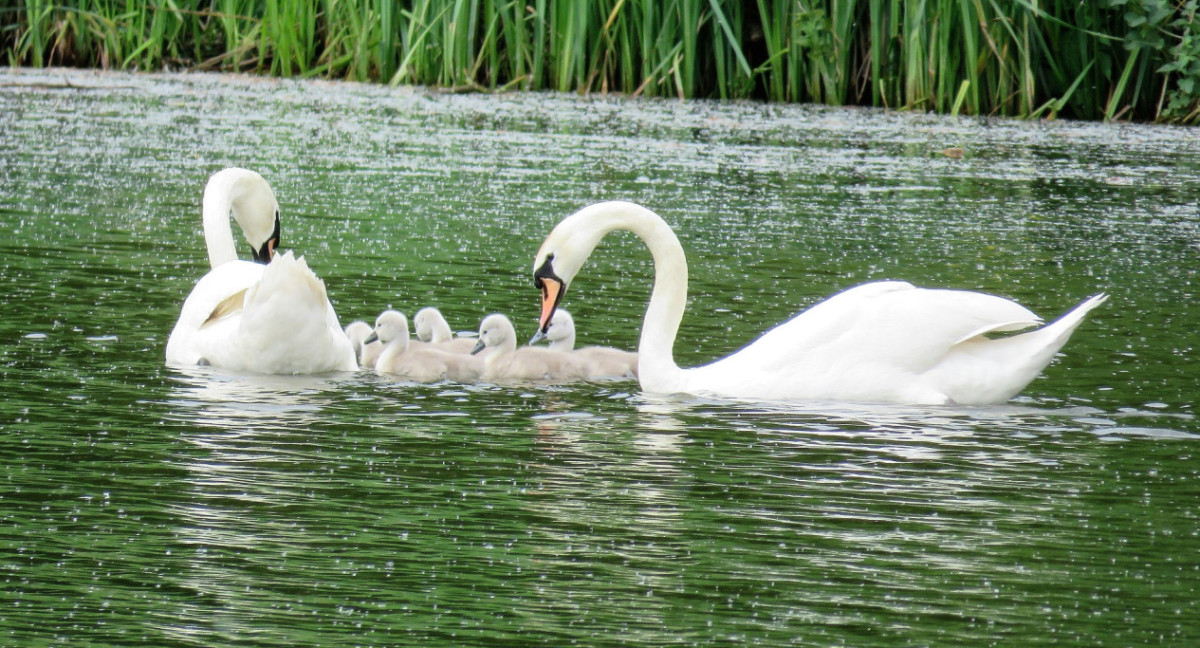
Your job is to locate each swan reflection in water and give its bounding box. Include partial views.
[158,365,363,645]
[633,391,1199,446]
[523,395,689,640]
[164,364,352,431]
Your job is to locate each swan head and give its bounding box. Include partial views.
[365,310,409,347]
[207,168,282,264]
[532,204,618,336]
[344,320,372,354]
[472,313,516,355]
[545,309,574,342]
[533,201,662,338]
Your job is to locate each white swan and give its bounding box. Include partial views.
[368,310,482,383]
[344,320,383,369]
[471,314,589,383]
[413,307,479,354]
[531,309,638,380]
[531,201,1108,405]
[165,168,357,374]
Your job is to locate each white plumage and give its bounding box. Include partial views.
[370,310,482,383]
[535,309,638,380]
[532,200,1107,405]
[413,307,479,354]
[165,168,357,374]
[472,314,590,383]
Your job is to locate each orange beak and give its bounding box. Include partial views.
[537,276,563,335]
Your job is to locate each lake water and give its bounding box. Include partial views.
[1,68,1197,646]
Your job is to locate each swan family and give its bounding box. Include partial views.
[167,169,1106,405]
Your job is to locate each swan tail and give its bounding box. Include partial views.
[239,251,357,373]
[933,293,1108,404]
[246,251,329,311]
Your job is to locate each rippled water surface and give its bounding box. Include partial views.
[1,68,1198,646]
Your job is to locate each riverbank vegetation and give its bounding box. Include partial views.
[3,0,1199,123]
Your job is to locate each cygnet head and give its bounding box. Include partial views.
[205,167,281,264]
[471,313,517,355]
[365,310,410,347]
[544,309,576,346]
[344,320,372,355]
[413,307,450,343]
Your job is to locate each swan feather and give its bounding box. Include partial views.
[532,201,1106,405]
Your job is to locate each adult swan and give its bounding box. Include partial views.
[532,201,1106,405]
[165,168,357,373]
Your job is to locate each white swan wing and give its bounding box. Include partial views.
[166,253,357,373]
[232,252,357,373]
[165,260,264,365]
[690,281,1043,402]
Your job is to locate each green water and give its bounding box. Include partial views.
[1,68,1197,646]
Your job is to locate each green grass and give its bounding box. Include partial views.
[3,0,1198,123]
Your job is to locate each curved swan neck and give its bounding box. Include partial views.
[548,330,575,351]
[626,209,688,386]
[429,317,453,344]
[202,178,239,268]
[553,202,688,388]
[201,168,278,269]
[377,311,411,357]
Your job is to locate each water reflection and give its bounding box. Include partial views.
[628,395,1161,642]
[159,367,387,645]
[4,68,1200,646]
[635,391,1197,442]
[165,366,354,430]
[520,407,689,643]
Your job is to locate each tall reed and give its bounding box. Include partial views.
[3,0,1197,123]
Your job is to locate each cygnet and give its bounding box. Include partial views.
[534,309,638,380]
[413,307,479,354]
[368,310,482,383]
[471,313,589,383]
[345,319,383,370]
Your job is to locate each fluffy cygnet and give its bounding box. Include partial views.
[368,310,482,383]
[536,309,638,380]
[471,313,589,383]
[413,307,479,354]
[345,320,383,370]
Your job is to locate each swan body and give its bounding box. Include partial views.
[165,168,357,374]
[345,320,383,369]
[471,314,589,383]
[369,310,482,383]
[413,307,479,354]
[532,201,1107,405]
[535,309,638,380]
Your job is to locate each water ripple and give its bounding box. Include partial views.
[2,68,1198,647]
